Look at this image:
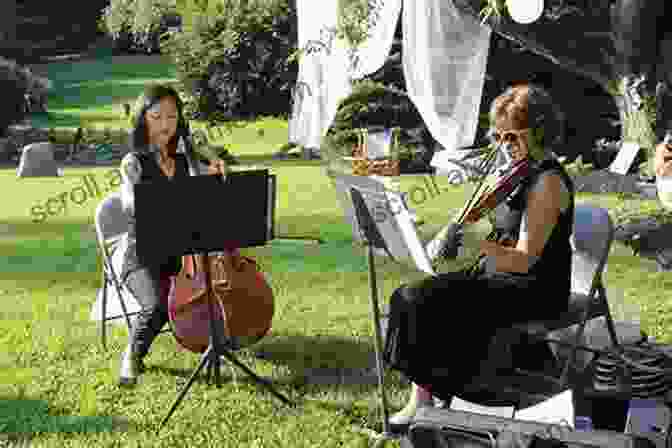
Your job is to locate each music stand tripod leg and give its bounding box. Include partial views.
[218,349,293,406]
[365,243,397,446]
[158,252,227,431]
[159,344,216,430]
[158,253,293,432]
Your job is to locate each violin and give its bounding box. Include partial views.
[464,151,543,274]
[432,143,541,271]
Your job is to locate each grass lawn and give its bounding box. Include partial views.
[4,48,670,447]
[30,51,290,158]
[1,159,671,446]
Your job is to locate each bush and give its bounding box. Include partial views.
[0,57,51,136]
[99,0,178,54]
[323,79,435,172]
[161,0,297,124]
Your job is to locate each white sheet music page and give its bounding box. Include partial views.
[513,389,575,428]
[449,396,515,418]
[609,142,640,175]
[383,190,435,276]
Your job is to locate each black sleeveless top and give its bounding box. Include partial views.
[120,151,190,280]
[487,157,575,305]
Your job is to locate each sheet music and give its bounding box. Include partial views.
[331,174,383,244]
[329,172,436,276]
[609,142,640,175]
[514,389,575,428]
[449,396,515,418]
[383,189,436,275]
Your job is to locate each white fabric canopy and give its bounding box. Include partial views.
[289,0,491,162]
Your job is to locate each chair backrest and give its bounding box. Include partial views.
[570,204,614,296]
[94,191,128,247]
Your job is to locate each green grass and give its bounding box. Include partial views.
[31,52,290,157]
[2,160,672,446]
[6,50,671,446]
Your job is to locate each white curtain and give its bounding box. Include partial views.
[403,0,490,152]
[289,0,491,159]
[289,0,402,148]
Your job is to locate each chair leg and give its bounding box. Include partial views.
[101,273,108,350]
[110,275,135,334]
[557,316,590,388]
[599,284,621,349]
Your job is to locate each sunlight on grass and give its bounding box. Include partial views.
[2,159,671,445]
[8,50,672,445]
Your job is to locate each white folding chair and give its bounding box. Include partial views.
[91,192,144,350]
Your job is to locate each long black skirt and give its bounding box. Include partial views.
[382,268,569,401]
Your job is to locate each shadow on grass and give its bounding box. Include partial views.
[236,155,325,167]
[149,332,381,389]
[0,220,100,276]
[0,396,133,437]
[251,332,379,385]
[34,111,127,129]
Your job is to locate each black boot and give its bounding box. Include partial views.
[119,344,146,387]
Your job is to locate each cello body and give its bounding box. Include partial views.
[167,250,274,353]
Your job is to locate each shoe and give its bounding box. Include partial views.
[119,345,146,387]
[388,392,434,434]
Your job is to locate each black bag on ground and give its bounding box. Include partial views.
[402,407,656,448]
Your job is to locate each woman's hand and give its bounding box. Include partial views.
[208,158,229,177]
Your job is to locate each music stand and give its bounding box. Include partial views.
[330,172,436,448]
[134,170,293,432]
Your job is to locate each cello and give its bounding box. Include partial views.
[167,251,275,354]
[164,139,275,354]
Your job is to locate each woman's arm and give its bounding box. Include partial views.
[119,153,142,218]
[481,173,565,273]
[655,142,672,178]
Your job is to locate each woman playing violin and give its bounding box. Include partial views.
[384,83,575,428]
[117,84,229,386]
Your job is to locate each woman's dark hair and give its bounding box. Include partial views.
[488,83,565,156]
[129,83,190,153]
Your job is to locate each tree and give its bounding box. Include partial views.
[454,0,671,175]
[0,0,17,55]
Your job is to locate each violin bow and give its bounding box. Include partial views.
[454,142,503,226]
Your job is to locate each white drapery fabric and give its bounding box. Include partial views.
[403,0,490,153]
[288,0,401,149]
[289,0,491,162]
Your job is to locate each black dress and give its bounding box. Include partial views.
[382,157,575,401]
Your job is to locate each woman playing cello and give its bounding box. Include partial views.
[117,84,229,386]
[384,83,575,428]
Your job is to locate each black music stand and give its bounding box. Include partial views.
[134,170,293,432]
[348,187,397,448]
[336,175,436,448]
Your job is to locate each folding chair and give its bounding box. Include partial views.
[91,191,169,350]
[508,204,621,391]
